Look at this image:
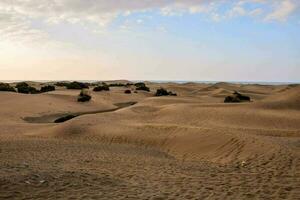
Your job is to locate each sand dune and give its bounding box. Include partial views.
[256,86,300,110]
[0,82,299,199]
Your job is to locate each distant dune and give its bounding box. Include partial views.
[0,81,299,199]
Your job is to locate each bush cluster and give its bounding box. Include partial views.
[0,83,16,92]
[16,82,39,94]
[93,85,110,92]
[155,88,177,96]
[17,86,39,94]
[66,82,89,90]
[134,82,146,88]
[135,82,150,92]
[224,91,250,103]
[78,89,92,102]
[108,83,125,87]
[40,85,56,93]
[16,82,29,88]
[55,82,69,87]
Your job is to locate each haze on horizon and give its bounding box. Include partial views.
[0,0,299,82]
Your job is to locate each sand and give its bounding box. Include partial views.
[0,82,299,199]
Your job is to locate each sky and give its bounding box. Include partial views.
[0,0,299,82]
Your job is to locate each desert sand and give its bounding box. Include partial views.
[0,81,300,199]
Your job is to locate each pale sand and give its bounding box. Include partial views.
[0,82,299,199]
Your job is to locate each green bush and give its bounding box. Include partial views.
[78,89,92,102]
[66,82,89,90]
[16,82,29,89]
[17,86,39,94]
[93,85,110,92]
[134,82,146,88]
[55,82,69,87]
[40,85,55,93]
[0,83,16,92]
[155,88,177,96]
[134,82,150,92]
[15,82,39,94]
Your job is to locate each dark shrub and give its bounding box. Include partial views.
[16,82,29,89]
[233,91,250,101]
[40,85,55,93]
[54,115,77,123]
[124,89,132,94]
[224,96,240,103]
[136,85,150,92]
[93,85,110,92]
[109,83,125,87]
[78,90,92,102]
[55,82,69,87]
[155,88,169,96]
[224,91,250,103]
[66,82,89,90]
[155,88,177,96]
[78,95,91,102]
[15,82,38,94]
[17,86,39,94]
[134,82,150,92]
[134,82,146,88]
[0,83,16,92]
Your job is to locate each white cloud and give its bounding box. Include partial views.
[265,0,297,22]
[0,10,48,44]
[228,5,247,17]
[0,0,298,43]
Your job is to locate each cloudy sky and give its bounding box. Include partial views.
[0,0,299,82]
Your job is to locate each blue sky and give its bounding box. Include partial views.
[0,0,299,82]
